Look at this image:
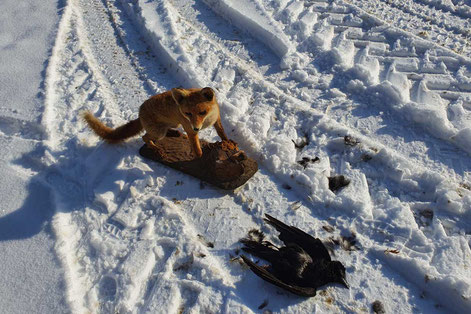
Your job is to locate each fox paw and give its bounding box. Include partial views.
[148,140,159,149]
[143,134,159,149]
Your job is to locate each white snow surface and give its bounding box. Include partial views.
[2,0,471,313]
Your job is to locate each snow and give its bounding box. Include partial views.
[203,0,292,58]
[1,0,471,313]
[0,0,68,313]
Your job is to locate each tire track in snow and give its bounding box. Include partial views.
[262,0,471,172]
[42,1,165,312]
[346,0,471,56]
[297,2,470,132]
[42,3,92,312]
[413,0,471,20]
[169,0,280,71]
[100,0,162,96]
[43,1,156,310]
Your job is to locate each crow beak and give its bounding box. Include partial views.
[339,277,349,289]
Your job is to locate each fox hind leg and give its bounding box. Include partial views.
[165,129,183,138]
[143,123,169,140]
[142,122,169,148]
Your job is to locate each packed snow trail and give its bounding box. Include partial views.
[37,0,471,313]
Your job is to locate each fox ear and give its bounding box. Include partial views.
[171,88,186,104]
[201,87,215,101]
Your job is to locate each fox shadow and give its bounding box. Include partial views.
[0,174,56,241]
[0,132,237,242]
[0,137,140,241]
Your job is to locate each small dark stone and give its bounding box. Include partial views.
[372,300,385,314]
[328,175,350,192]
[460,183,471,191]
[419,209,434,220]
[330,237,340,246]
[297,156,320,169]
[282,183,292,190]
[322,225,335,233]
[328,232,358,251]
[173,256,194,272]
[292,135,309,149]
[197,234,214,248]
[339,232,358,251]
[344,135,359,146]
[258,299,269,309]
[297,159,309,168]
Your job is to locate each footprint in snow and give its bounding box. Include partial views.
[99,275,117,301]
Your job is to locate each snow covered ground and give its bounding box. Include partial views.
[1,0,471,313]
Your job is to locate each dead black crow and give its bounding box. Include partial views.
[240,214,349,297]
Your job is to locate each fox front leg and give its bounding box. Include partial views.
[183,124,203,158]
[188,132,203,158]
[214,117,228,141]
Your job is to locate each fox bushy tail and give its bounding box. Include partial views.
[83,111,143,143]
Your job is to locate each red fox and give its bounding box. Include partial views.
[83,87,228,157]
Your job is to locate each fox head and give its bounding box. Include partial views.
[171,87,217,132]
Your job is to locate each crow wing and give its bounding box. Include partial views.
[264,214,331,262]
[240,238,279,263]
[240,255,317,297]
[241,238,314,281]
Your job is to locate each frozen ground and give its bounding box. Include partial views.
[1,0,471,313]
